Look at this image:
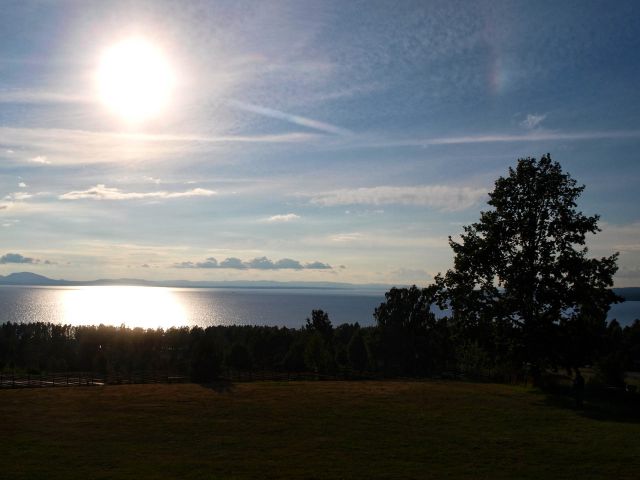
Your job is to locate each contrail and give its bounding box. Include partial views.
[228,99,352,136]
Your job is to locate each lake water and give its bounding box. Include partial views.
[0,285,637,329]
[0,285,385,329]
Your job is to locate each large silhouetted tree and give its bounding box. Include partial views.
[436,154,620,377]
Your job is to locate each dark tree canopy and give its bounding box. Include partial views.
[436,154,620,371]
[374,286,449,375]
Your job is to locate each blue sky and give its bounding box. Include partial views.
[1,0,639,286]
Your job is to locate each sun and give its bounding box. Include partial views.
[96,38,174,124]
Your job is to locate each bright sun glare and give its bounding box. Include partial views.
[97,38,174,123]
[62,286,187,329]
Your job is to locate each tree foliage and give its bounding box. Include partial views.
[436,154,620,372]
[374,286,450,375]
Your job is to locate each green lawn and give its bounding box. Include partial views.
[1,381,639,479]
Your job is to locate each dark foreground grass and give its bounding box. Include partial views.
[1,381,639,479]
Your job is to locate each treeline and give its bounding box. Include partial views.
[1,287,639,384]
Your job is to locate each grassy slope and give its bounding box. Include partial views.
[1,381,639,479]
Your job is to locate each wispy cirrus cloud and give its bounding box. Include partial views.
[329,233,364,243]
[0,127,325,166]
[30,155,51,165]
[4,192,33,201]
[59,184,216,201]
[520,113,547,129]
[228,100,352,136]
[265,213,300,222]
[311,185,487,211]
[174,256,331,270]
[355,129,640,149]
[0,89,89,104]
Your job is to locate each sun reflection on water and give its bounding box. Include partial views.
[61,286,187,329]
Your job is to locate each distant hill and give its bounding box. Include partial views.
[0,272,392,291]
[0,272,71,286]
[1,272,637,298]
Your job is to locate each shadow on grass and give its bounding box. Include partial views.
[198,379,235,394]
[536,387,640,424]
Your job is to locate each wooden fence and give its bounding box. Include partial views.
[0,372,187,389]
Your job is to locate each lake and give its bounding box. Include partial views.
[0,285,385,329]
[0,285,637,329]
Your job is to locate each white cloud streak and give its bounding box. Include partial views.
[520,113,547,129]
[0,89,90,104]
[59,184,216,201]
[356,129,640,149]
[228,100,352,136]
[30,155,50,164]
[311,185,487,211]
[266,213,300,222]
[0,127,324,165]
[5,192,33,201]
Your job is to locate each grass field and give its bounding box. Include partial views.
[1,381,639,479]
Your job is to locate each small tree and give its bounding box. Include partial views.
[305,309,333,343]
[437,154,620,376]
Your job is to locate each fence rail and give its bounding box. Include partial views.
[0,372,188,389]
[0,368,529,389]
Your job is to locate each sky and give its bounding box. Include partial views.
[1,0,639,286]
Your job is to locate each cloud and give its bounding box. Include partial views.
[175,257,219,269]
[229,100,352,136]
[31,155,50,164]
[273,258,304,269]
[5,192,33,201]
[0,89,89,104]
[358,129,640,149]
[311,185,487,211]
[0,252,37,264]
[329,233,364,242]
[18,182,26,188]
[266,213,300,222]
[520,113,547,129]
[246,257,278,269]
[174,256,331,270]
[219,257,246,269]
[305,261,332,270]
[59,184,216,201]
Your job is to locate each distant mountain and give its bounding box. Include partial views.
[0,272,70,286]
[0,272,392,291]
[1,272,637,298]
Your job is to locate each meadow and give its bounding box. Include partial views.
[2,381,639,479]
